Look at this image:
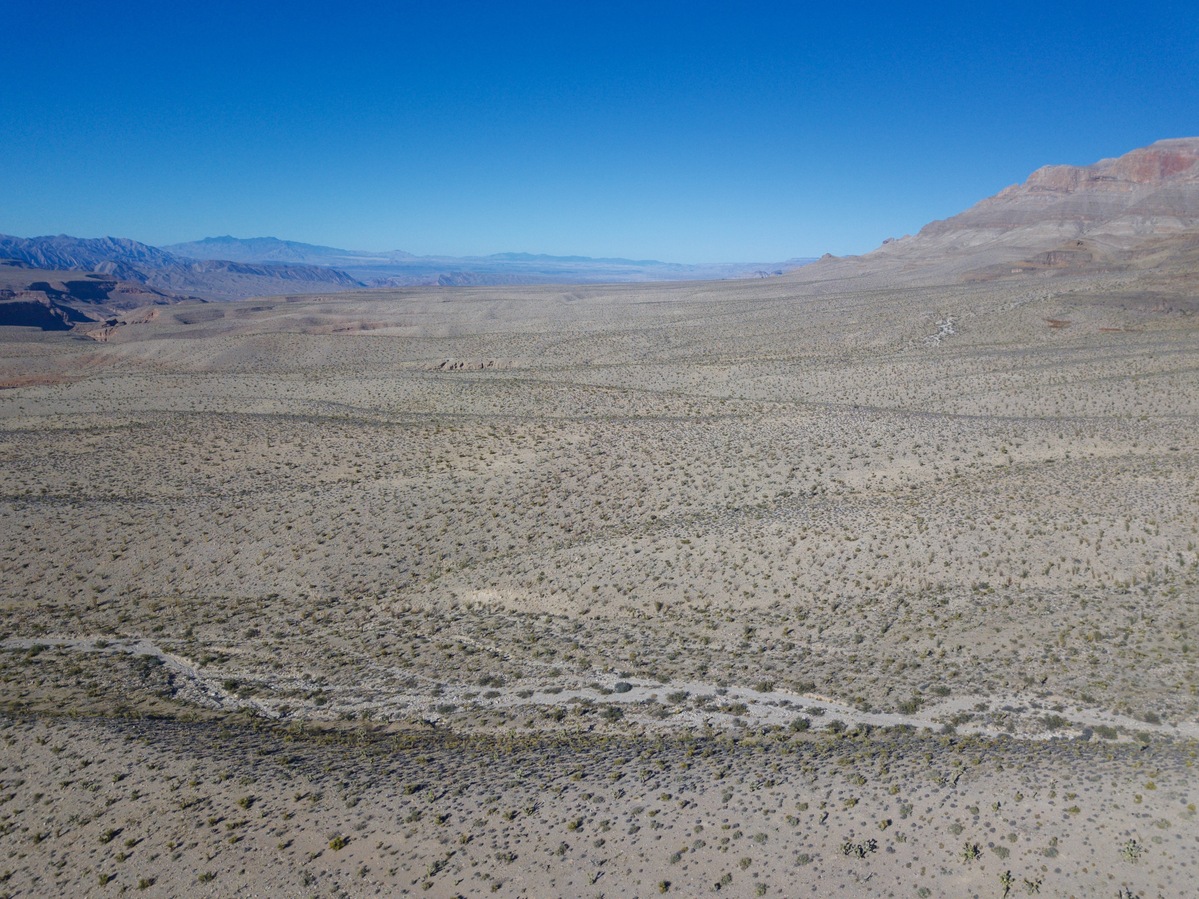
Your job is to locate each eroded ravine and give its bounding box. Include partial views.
[4,635,1194,744]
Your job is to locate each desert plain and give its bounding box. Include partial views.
[0,245,1197,897]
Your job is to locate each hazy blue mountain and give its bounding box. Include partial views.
[481,251,663,265]
[164,236,417,266]
[164,236,812,286]
[0,234,365,300]
[0,234,177,282]
[2,232,813,301]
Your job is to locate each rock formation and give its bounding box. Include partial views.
[791,138,1199,287]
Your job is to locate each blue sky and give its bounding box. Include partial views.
[4,1,1198,262]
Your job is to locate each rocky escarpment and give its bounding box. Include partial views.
[788,138,1199,288]
[0,267,182,331]
[920,137,1199,237]
[0,295,89,330]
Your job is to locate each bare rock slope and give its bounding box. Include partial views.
[0,263,181,331]
[795,137,1199,286]
[925,136,1199,236]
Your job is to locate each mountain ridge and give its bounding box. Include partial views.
[0,234,364,301]
[0,233,808,301]
[163,237,672,267]
[788,137,1199,288]
[7,137,1199,312]
[163,236,797,281]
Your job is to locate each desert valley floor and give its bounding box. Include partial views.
[0,265,1196,896]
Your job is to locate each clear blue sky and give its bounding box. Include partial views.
[4,1,1197,262]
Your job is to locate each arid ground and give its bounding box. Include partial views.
[1,262,1196,896]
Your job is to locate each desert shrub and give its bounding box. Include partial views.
[1121,838,1143,862]
[840,838,877,858]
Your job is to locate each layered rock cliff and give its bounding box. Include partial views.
[790,138,1199,288]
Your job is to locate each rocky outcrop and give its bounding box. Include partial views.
[921,138,1199,237]
[789,138,1199,288]
[0,296,87,330]
[0,268,183,331]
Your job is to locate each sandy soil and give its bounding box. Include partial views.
[0,265,1196,895]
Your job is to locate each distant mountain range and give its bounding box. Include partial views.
[162,236,416,268]
[6,137,1199,333]
[0,234,361,302]
[162,236,806,288]
[0,233,810,309]
[0,232,810,330]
